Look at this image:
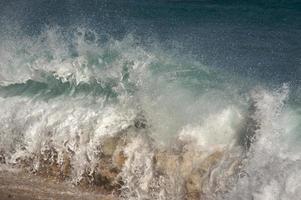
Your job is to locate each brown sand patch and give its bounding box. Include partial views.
[0,169,116,200]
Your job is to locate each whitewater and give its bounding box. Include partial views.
[0,1,301,199]
[0,27,300,200]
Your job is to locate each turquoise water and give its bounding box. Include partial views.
[0,1,301,199]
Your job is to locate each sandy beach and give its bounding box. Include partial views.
[0,169,116,200]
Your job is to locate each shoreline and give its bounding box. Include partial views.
[0,169,116,200]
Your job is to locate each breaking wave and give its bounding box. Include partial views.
[0,27,300,200]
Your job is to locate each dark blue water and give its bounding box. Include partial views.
[0,2,301,199]
[1,0,300,84]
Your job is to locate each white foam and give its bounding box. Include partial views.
[178,106,243,149]
[225,84,301,200]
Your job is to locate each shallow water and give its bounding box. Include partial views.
[0,167,116,200]
[0,1,301,200]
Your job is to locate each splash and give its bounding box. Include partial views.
[224,84,301,200]
[0,27,300,200]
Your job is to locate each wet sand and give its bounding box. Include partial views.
[0,169,116,200]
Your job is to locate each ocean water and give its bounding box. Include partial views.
[0,1,301,199]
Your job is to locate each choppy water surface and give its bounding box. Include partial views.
[0,1,300,200]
